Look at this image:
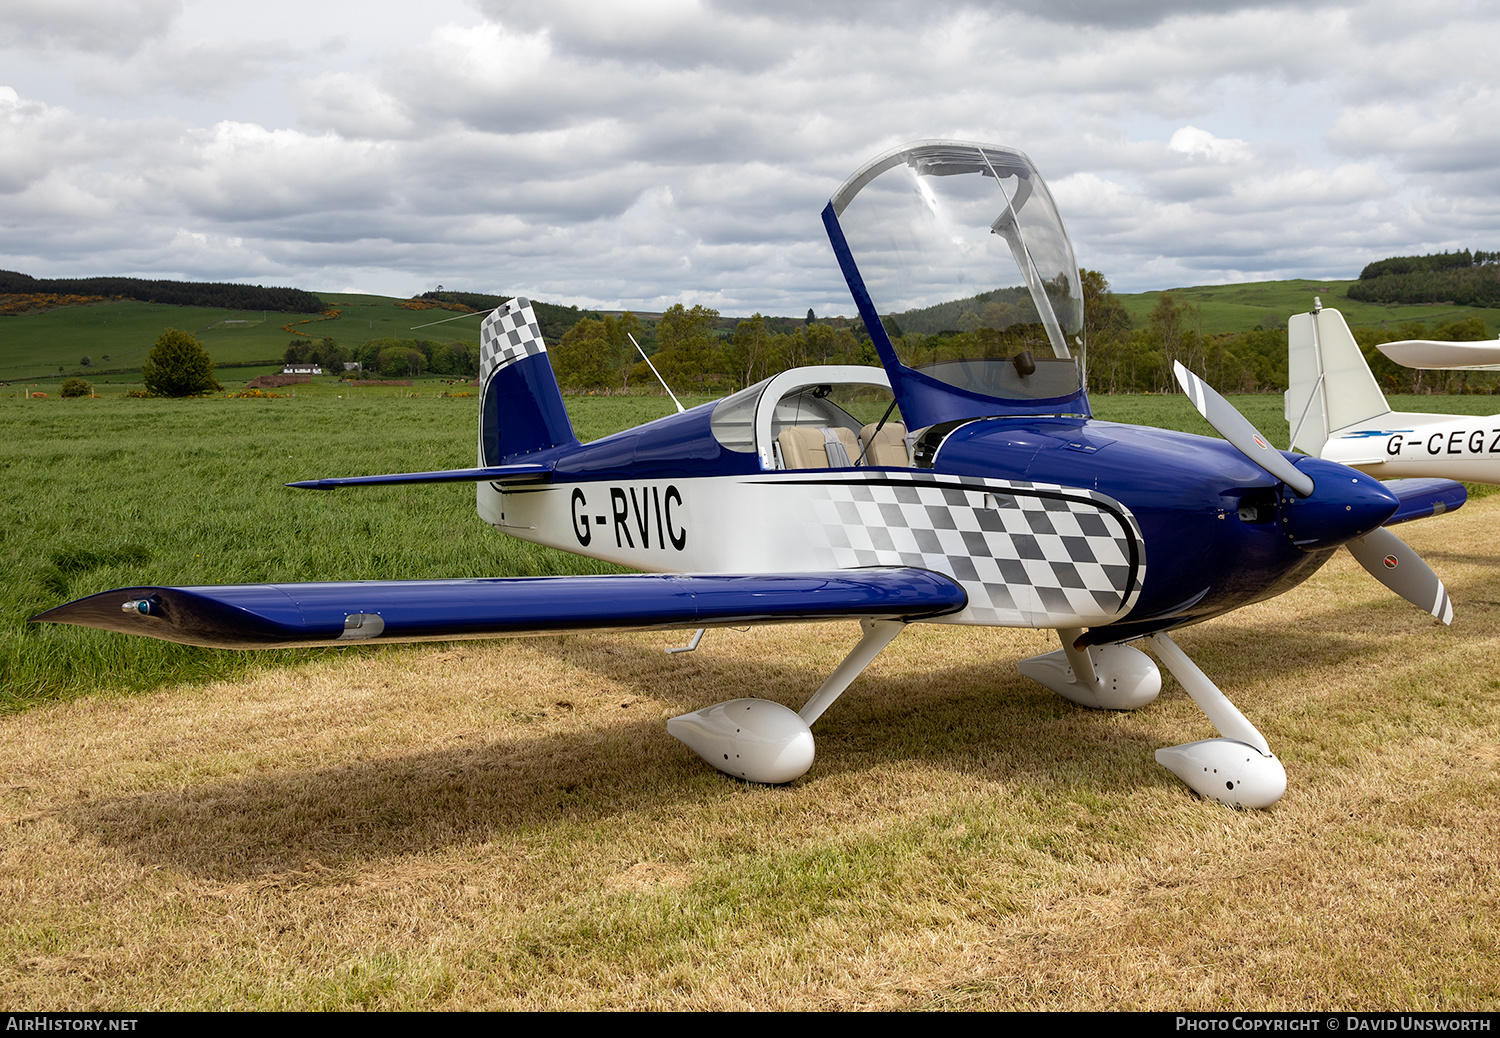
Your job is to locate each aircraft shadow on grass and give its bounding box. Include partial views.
[65,612,1423,881]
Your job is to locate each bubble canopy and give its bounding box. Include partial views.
[825,141,1087,417]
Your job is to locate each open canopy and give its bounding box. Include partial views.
[826,140,1087,416]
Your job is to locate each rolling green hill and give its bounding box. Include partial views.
[1114,278,1500,337]
[8,277,1500,387]
[0,292,494,383]
[0,291,606,384]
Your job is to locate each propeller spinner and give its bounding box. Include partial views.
[1172,362,1453,625]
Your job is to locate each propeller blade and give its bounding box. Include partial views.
[1172,363,1449,624]
[1346,526,1454,625]
[1173,361,1315,497]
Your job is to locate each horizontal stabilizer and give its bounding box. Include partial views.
[32,569,968,650]
[1381,478,1468,526]
[1378,338,1500,371]
[287,463,551,490]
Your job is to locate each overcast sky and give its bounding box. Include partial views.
[2,0,1497,316]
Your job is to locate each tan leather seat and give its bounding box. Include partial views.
[859,421,910,467]
[777,425,860,468]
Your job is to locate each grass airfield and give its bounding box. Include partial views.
[2,391,1499,1009]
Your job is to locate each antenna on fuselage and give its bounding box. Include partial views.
[408,309,488,331]
[630,332,685,414]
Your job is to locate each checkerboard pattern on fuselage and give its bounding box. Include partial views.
[795,471,1145,627]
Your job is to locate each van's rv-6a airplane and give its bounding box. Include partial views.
[1287,299,1500,485]
[37,141,1468,810]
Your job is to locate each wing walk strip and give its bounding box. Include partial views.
[31,569,968,650]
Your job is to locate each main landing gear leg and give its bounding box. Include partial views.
[667,619,907,784]
[1147,631,1286,809]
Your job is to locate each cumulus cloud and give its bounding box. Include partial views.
[703,0,1322,31]
[475,0,789,70]
[2,0,1499,304]
[1330,87,1500,173]
[0,0,181,56]
[123,40,298,100]
[163,122,394,221]
[300,72,415,139]
[0,89,94,194]
[1168,126,1251,163]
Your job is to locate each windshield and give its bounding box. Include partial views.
[829,141,1085,402]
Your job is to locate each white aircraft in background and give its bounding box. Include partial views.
[1286,299,1500,484]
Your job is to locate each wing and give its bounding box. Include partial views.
[31,569,968,650]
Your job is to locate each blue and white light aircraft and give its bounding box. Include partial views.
[37,141,1468,809]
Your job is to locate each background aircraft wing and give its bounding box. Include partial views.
[32,569,967,650]
[1377,339,1500,371]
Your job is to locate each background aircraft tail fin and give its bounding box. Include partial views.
[478,297,579,464]
[1285,306,1390,456]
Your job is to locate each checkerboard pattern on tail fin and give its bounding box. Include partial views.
[478,297,578,464]
[480,296,548,382]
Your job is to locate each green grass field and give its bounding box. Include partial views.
[0,392,714,706]
[3,390,1500,1009]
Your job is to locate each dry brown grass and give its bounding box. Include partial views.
[4,500,1500,1010]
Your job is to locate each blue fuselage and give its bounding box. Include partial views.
[932,416,1353,637]
[507,401,1397,640]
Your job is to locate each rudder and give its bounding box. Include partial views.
[1285,306,1390,456]
[478,297,579,464]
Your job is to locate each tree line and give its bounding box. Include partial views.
[0,270,324,313]
[283,335,480,379]
[91,264,1500,397]
[1347,266,1500,308]
[543,273,1497,398]
[1358,250,1500,280]
[547,304,877,394]
[1349,249,1500,308]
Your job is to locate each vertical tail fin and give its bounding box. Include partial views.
[1285,306,1390,457]
[478,297,578,464]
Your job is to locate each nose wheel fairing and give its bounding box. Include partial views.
[1018,628,1286,808]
